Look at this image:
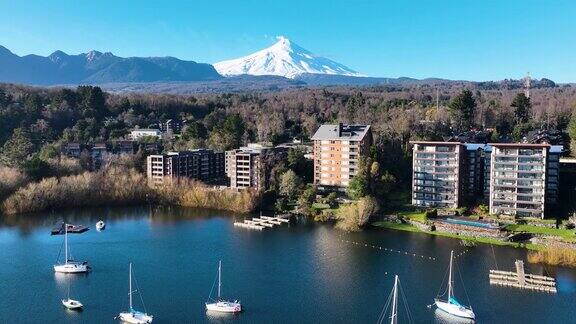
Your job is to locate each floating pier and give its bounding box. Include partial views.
[489,260,557,293]
[233,215,290,231]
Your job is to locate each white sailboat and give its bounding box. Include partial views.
[434,250,475,320]
[61,276,83,310]
[378,275,412,324]
[390,275,399,324]
[118,263,153,324]
[205,261,242,313]
[54,224,89,273]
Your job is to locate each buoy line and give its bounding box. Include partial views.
[337,237,437,261]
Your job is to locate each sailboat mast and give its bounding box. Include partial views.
[448,250,454,299]
[129,263,133,310]
[390,275,398,324]
[64,224,68,263]
[218,260,222,299]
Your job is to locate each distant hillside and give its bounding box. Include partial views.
[0,45,222,85]
[294,73,459,86]
[99,75,306,94]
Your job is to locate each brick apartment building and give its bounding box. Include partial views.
[311,123,372,191]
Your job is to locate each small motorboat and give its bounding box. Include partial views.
[51,222,89,235]
[62,298,83,310]
[96,220,106,231]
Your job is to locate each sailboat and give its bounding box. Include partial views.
[54,224,90,273]
[118,263,153,324]
[378,275,412,324]
[61,275,83,310]
[389,275,399,324]
[205,261,242,313]
[433,250,475,320]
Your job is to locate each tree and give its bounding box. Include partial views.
[287,148,313,182]
[511,93,531,125]
[448,90,476,131]
[279,169,302,200]
[568,110,576,156]
[22,155,50,180]
[1,128,34,168]
[181,121,207,140]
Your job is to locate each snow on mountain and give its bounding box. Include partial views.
[214,36,363,79]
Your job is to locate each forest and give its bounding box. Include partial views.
[1,81,576,218]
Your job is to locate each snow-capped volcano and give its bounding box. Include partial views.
[214,36,363,79]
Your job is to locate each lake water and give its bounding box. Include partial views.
[0,206,574,323]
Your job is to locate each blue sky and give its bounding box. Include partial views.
[0,0,574,82]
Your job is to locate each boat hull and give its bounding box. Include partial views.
[62,299,83,310]
[206,301,242,313]
[54,262,89,273]
[118,311,153,324]
[435,300,475,319]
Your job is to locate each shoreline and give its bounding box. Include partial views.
[372,220,543,250]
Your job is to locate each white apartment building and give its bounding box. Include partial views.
[489,143,550,218]
[411,141,465,208]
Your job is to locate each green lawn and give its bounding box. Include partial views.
[311,203,330,210]
[505,224,576,240]
[397,210,428,223]
[373,221,541,250]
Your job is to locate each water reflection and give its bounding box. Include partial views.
[205,310,239,322]
[434,308,475,324]
[0,205,239,235]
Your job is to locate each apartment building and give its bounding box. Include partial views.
[489,143,563,218]
[464,143,485,201]
[225,143,279,190]
[146,149,225,186]
[411,142,466,208]
[311,123,372,190]
[411,141,563,218]
[489,143,551,218]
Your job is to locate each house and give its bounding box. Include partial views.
[130,129,162,141]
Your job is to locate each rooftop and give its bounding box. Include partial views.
[311,123,371,141]
[410,141,464,146]
[489,143,551,148]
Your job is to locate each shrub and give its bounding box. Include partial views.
[425,209,437,219]
[0,167,29,201]
[336,196,379,231]
[2,167,151,215]
[155,178,260,214]
[528,247,576,268]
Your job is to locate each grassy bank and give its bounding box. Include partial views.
[1,168,260,215]
[505,224,576,242]
[528,247,576,267]
[372,221,540,250]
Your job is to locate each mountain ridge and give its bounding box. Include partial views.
[0,46,221,85]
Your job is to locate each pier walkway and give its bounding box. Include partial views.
[489,260,557,293]
[233,215,290,231]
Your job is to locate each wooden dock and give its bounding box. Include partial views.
[233,215,290,231]
[489,260,557,293]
